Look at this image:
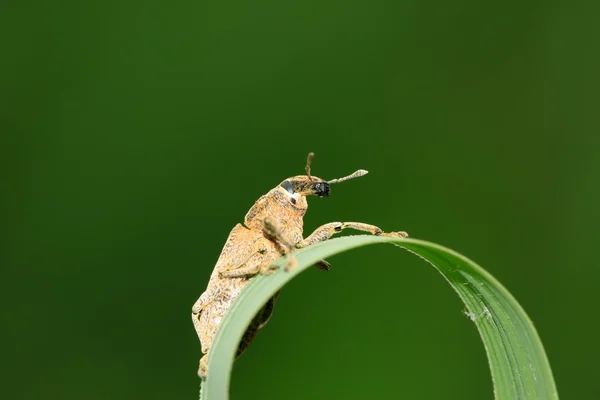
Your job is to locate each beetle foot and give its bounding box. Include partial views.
[314,259,331,272]
[381,231,408,238]
[261,263,279,275]
[198,355,208,379]
[284,254,297,272]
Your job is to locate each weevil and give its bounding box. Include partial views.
[191,153,407,378]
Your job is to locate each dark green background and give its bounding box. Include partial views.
[2,1,598,399]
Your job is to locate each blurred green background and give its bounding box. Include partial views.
[2,0,598,399]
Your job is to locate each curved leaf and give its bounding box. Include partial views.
[199,236,558,400]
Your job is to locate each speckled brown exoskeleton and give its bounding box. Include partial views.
[191,153,407,378]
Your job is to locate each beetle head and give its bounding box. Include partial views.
[244,153,368,233]
[279,175,330,199]
[276,152,368,204]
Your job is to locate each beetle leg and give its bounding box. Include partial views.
[298,222,408,248]
[191,288,218,314]
[218,240,270,278]
[191,288,219,343]
[236,290,282,359]
[262,216,295,251]
[219,263,262,278]
[262,217,297,271]
[198,354,209,379]
[314,259,331,272]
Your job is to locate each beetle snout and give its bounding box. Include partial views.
[314,181,330,197]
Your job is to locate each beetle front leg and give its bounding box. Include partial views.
[262,217,295,251]
[262,217,297,271]
[298,222,408,248]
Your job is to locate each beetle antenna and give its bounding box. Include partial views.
[305,152,315,181]
[328,169,369,184]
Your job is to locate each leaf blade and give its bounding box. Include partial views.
[200,236,558,400]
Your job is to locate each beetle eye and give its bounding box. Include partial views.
[280,180,294,194]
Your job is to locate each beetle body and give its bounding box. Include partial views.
[192,155,406,378]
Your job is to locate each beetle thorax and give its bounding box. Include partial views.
[243,188,306,244]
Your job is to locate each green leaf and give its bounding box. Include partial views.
[199,236,559,400]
